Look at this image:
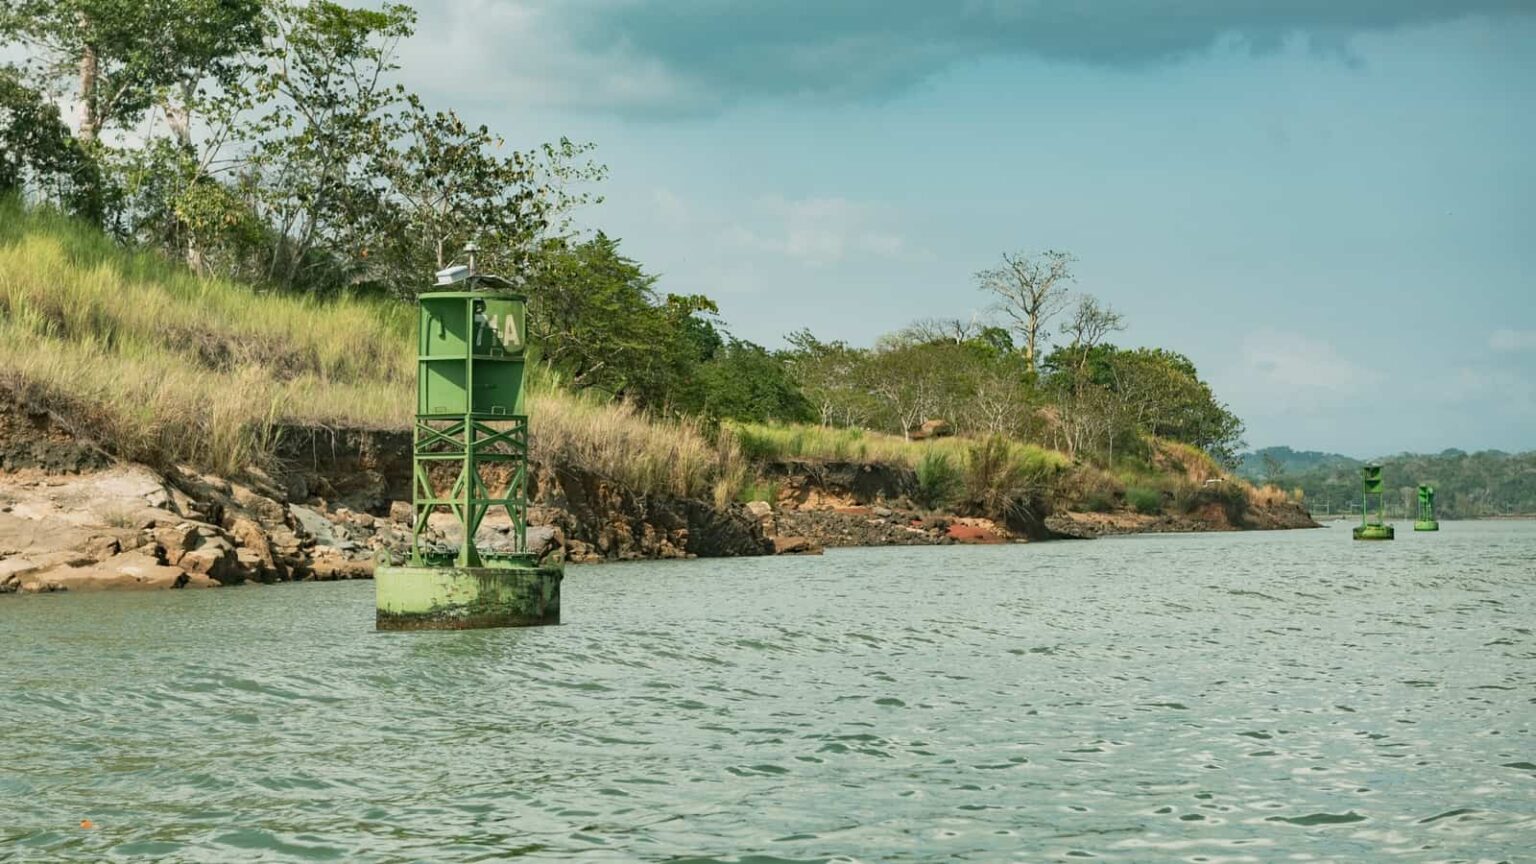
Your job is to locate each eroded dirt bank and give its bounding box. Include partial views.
[0,403,1316,593]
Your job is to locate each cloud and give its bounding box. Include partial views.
[1235,329,1384,413]
[1489,328,1536,352]
[1428,365,1536,405]
[407,0,1532,115]
[722,196,920,268]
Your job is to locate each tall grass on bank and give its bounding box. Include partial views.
[0,202,417,387]
[726,421,1072,515]
[0,203,416,474]
[0,202,754,498]
[725,421,1070,476]
[528,380,747,506]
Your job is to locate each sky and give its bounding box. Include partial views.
[215,3,1536,453]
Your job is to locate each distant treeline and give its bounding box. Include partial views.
[1242,447,1536,518]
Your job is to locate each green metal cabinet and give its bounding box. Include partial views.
[418,291,526,417]
[410,282,531,567]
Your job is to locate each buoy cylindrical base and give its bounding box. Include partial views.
[375,562,562,630]
[1353,524,1395,541]
[1413,520,1440,532]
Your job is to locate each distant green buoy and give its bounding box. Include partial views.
[1352,464,1395,541]
[1414,484,1439,532]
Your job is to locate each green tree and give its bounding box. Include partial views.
[525,233,716,408]
[784,330,877,427]
[0,68,103,219]
[369,95,602,294]
[976,250,1074,375]
[860,340,988,439]
[1100,347,1245,467]
[680,339,813,424]
[0,0,261,144]
[233,0,416,291]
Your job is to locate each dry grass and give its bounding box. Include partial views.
[725,421,1073,517]
[530,384,747,504]
[1150,439,1223,485]
[725,421,1071,476]
[1246,483,1295,508]
[0,201,755,499]
[0,203,416,475]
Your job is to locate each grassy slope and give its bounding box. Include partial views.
[0,201,740,499]
[0,201,1282,518]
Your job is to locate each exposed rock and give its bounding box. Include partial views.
[0,397,1321,595]
[180,544,241,585]
[307,550,374,581]
[771,535,822,555]
[763,460,918,511]
[777,507,951,548]
[528,463,772,561]
[910,418,954,440]
[389,500,412,524]
[82,534,122,561]
[25,551,199,592]
[230,483,287,527]
[945,519,1006,544]
[289,505,342,548]
[228,516,279,579]
[743,500,777,537]
[526,524,562,562]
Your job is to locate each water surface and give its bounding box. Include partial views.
[4,522,1534,862]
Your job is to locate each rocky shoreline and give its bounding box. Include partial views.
[0,402,1318,594]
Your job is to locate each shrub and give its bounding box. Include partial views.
[915,451,963,510]
[1126,486,1163,515]
[1083,492,1116,513]
[965,435,1017,517]
[723,419,1069,478]
[736,478,780,505]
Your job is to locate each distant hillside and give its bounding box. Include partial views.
[1238,446,1361,482]
[1256,448,1536,519]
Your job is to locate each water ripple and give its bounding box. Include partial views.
[3,523,1534,861]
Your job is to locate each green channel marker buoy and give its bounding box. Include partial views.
[1352,464,1394,541]
[375,257,562,630]
[1414,484,1439,532]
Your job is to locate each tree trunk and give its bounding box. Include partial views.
[162,83,194,148]
[76,26,100,143]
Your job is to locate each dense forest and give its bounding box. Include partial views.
[1,0,1247,497]
[1241,446,1536,519]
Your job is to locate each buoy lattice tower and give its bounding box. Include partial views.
[1352,464,1394,541]
[1414,484,1439,532]
[374,267,562,630]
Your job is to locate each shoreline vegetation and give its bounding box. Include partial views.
[0,200,1318,594]
[0,201,1265,512]
[0,0,1318,592]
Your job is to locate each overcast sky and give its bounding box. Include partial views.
[404,2,1530,454]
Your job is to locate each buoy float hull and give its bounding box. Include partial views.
[375,562,562,630]
[1352,524,1395,541]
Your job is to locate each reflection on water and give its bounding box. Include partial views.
[4,522,1534,862]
